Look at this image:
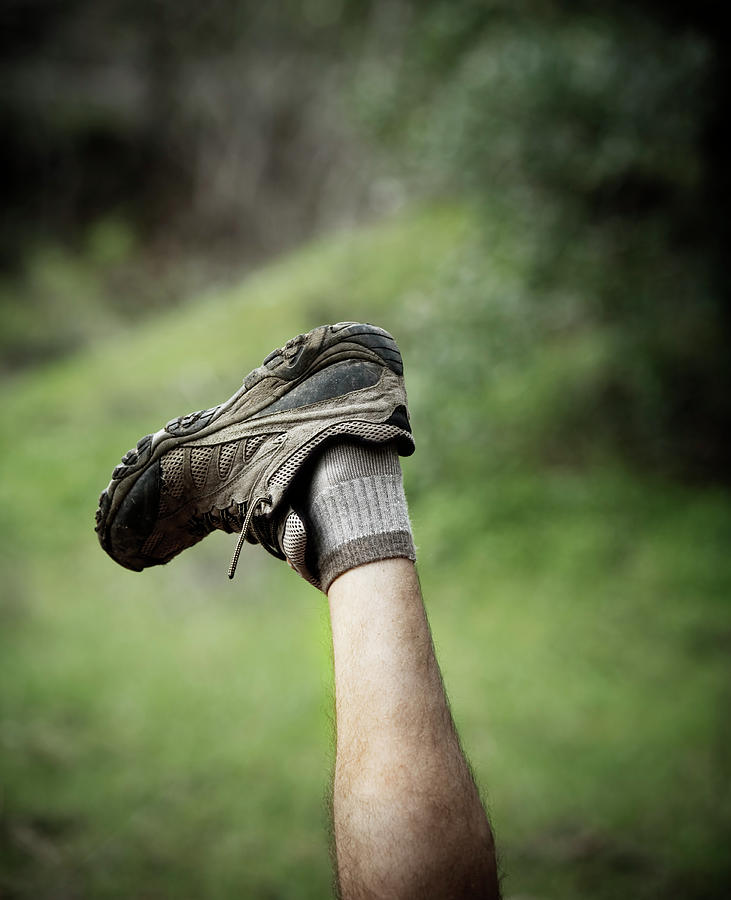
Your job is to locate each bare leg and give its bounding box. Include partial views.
[328,558,500,900]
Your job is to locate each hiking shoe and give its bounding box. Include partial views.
[95,322,414,577]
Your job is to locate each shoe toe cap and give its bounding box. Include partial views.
[106,461,161,571]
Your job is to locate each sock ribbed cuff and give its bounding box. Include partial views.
[307,447,416,592]
[317,531,416,592]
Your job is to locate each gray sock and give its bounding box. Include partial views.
[305,441,416,592]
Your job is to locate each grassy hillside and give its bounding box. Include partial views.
[1,205,729,899]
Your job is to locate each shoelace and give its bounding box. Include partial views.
[227,494,272,579]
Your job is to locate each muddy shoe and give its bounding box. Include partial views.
[95,322,413,578]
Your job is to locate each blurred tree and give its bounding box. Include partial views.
[348,0,729,479]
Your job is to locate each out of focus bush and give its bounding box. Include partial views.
[348,2,728,478]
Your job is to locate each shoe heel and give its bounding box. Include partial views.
[339,324,404,375]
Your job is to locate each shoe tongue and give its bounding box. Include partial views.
[278,508,305,558]
[279,508,321,590]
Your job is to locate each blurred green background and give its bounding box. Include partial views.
[1,1,729,898]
